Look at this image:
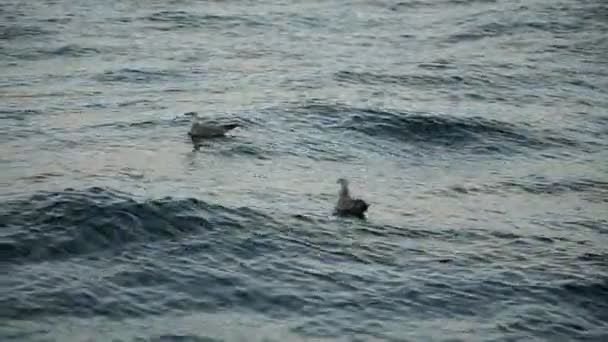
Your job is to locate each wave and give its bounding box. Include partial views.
[0,25,52,40]
[499,178,608,199]
[386,0,498,12]
[334,69,597,98]
[445,21,555,43]
[441,177,608,203]
[297,103,577,152]
[0,109,43,121]
[76,112,250,132]
[3,44,101,61]
[0,187,273,264]
[560,279,608,324]
[389,1,432,11]
[561,219,607,235]
[335,70,468,88]
[143,10,265,30]
[332,70,577,106]
[40,17,72,25]
[445,3,594,44]
[0,188,317,322]
[50,44,100,57]
[93,68,188,83]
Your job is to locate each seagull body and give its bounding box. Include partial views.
[188,113,239,138]
[334,178,369,219]
[189,121,239,138]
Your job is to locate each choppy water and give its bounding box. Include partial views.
[1,0,607,341]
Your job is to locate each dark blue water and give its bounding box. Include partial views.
[1,0,607,340]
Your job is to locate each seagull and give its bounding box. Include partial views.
[188,113,239,139]
[334,178,369,219]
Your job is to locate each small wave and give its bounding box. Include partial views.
[342,108,558,151]
[18,172,64,183]
[333,70,532,103]
[146,10,215,25]
[561,279,608,316]
[445,0,498,4]
[500,177,608,198]
[386,0,497,11]
[446,10,585,44]
[563,280,608,298]
[417,59,456,70]
[94,68,186,83]
[40,17,72,25]
[7,44,101,61]
[214,143,270,159]
[289,102,581,153]
[335,70,466,88]
[143,10,265,30]
[0,109,43,121]
[576,1,608,25]
[51,44,100,57]
[441,177,608,202]
[577,252,608,264]
[446,22,520,43]
[389,1,431,11]
[561,219,607,235]
[0,25,52,40]
[0,187,273,263]
[117,99,155,108]
[71,119,165,132]
[148,336,221,342]
[112,17,133,24]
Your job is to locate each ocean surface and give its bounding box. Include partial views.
[1,0,607,341]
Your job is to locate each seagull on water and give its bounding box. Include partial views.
[188,113,239,139]
[334,178,369,219]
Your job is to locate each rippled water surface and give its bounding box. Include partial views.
[1,0,607,341]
